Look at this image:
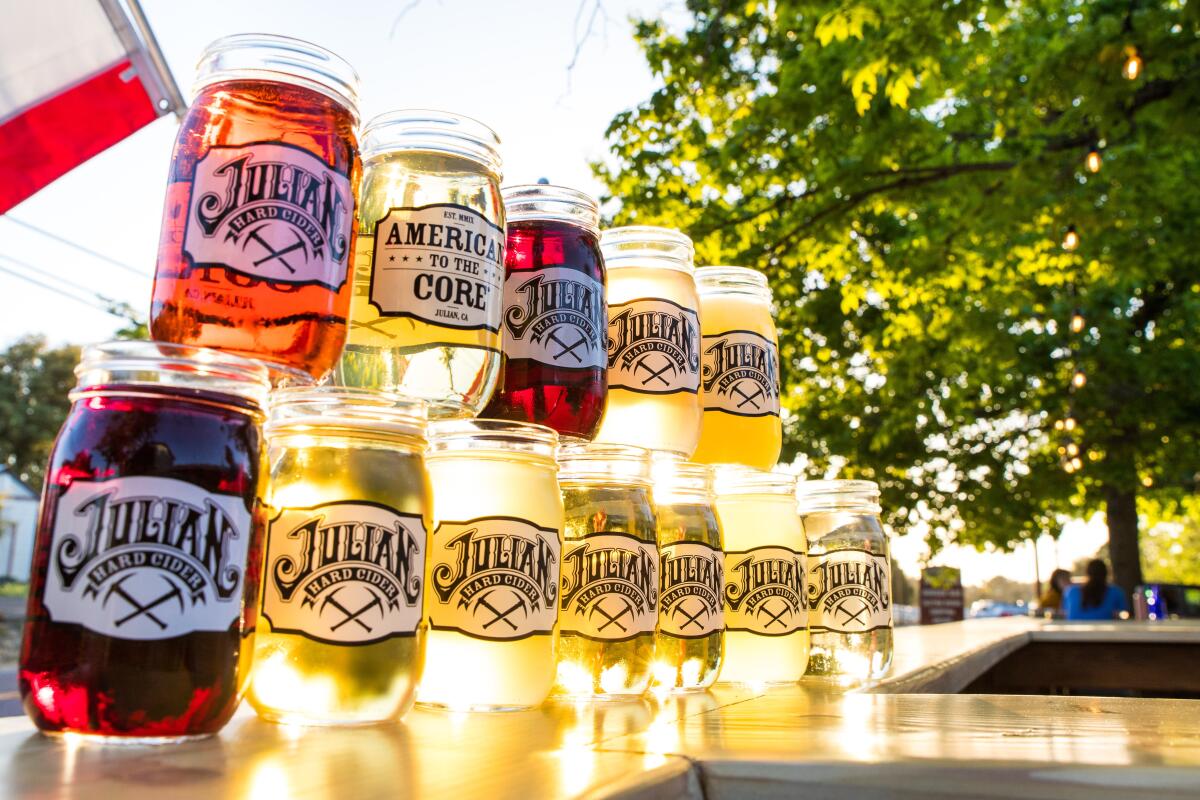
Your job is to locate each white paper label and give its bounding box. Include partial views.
[807,549,892,634]
[701,330,781,417]
[368,203,505,332]
[658,541,724,638]
[560,533,658,640]
[607,298,701,394]
[427,517,560,640]
[261,501,425,644]
[43,477,253,640]
[183,142,353,289]
[723,546,807,636]
[503,267,607,369]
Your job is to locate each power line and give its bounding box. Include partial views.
[2,216,152,278]
[0,251,135,308]
[0,262,121,317]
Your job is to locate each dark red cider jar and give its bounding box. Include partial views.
[483,185,607,440]
[19,341,270,742]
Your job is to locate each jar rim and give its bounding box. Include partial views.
[559,443,653,485]
[428,418,557,459]
[361,109,502,177]
[714,465,797,496]
[600,225,694,273]
[796,479,882,513]
[193,33,360,119]
[266,387,428,439]
[652,457,714,500]
[502,184,599,235]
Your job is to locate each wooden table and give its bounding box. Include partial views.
[4,619,1199,798]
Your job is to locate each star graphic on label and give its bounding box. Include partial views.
[402,255,409,262]
[389,255,396,262]
[416,256,423,262]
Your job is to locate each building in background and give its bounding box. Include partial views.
[0,467,37,582]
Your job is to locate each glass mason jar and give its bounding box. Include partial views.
[419,420,562,710]
[593,227,701,456]
[692,266,782,470]
[798,480,893,683]
[651,457,724,692]
[152,34,362,383]
[555,444,658,700]
[249,388,430,725]
[333,110,506,417]
[19,341,270,741]
[714,468,809,685]
[482,185,607,440]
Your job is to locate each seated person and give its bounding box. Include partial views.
[1063,559,1130,621]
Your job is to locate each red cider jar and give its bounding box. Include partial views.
[19,341,270,742]
[482,185,607,440]
[151,34,362,382]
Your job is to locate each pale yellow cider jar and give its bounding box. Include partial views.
[250,388,431,726]
[593,227,702,457]
[715,467,809,685]
[333,111,505,417]
[692,266,782,470]
[419,420,563,710]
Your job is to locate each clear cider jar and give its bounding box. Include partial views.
[651,457,724,692]
[250,389,430,726]
[714,468,809,685]
[593,227,702,456]
[555,444,659,700]
[692,267,782,470]
[798,480,894,684]
[334,110,505,416]
[419,420,563,711]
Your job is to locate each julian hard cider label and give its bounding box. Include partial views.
[723,546,807,636]
[503,267,607,369]
[658,541,724,638]
[183,142,353,289]
[262,501,425,645]
[701,330,781,417]
[560,533,658,640]
[369,203,505,332]
[43,477,251,640]
[607,298,700,394]
[427,517,560,640]
[807,549,892,634]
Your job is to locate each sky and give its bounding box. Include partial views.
[0,0,1107,588]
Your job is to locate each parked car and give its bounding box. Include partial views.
[969,599,1030,618]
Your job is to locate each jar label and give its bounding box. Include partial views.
[560,533,659,641]
[807,549,892,634]
[427,516,560,640]
[368,203,505,332]
[701,330,781,417]
[182,142,353,290]
[42,477,253,641]
[502,267,607,369]
[607,298,701,394]
[261,501,426,645]
[658,541,724,638]
[723,546,808,636]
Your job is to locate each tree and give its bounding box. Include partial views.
[0,337,80,490]
[598,0,1200,594]
[1140,496,1200,585]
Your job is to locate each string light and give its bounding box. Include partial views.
[1070,311,1086,333]
[1072,370,1087,388]
[1085,149,1102,173]
[1062,225,1080,251]
[1122,45,1142,80]
[1064,417,1077,431]
[1070,457,1083,471]
[1054,419,1065,431]
[1066,442,1079,457]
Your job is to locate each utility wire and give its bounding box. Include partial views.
[2,216,152,278]
[0,263,121,317]
[0,251,137,309]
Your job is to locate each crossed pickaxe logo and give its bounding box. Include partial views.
[245,225,306,274]
[547,329,588,363]
[635,356,673,387]
[672,600,708,632]
[757,600,790,630]
[836,600,869,627]
[321,587,383,634]
[591,598,634,633]
[731,382,765,410]
[105,575,184,630]
[477,590,525,632]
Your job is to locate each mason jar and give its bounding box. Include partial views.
[692,266,782,470]
[152,34,361,383]
[651,457,724,692]
[333,110,505,417]
[714,467,809,685]
[20,341,270,741]
[798,480,893,683]
[249,388,430,725]
[419,420,562,710]
[555,444,658,700]
[593,226,701,456]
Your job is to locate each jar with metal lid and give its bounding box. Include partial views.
[152,34,361,383]
[651,457,724,692]
[333,110,505,417]
[554,444,658,700]
[482,184,607,440]
[692,266,782,470]
[714,467,809,685]
[798,480,893,683]
[249,388,430,726]
[418,420,562,710]
[19,341,270,741]
[593,226,701,456]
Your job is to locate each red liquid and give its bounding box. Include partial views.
[19,388,265,738]
[484,219,607,439]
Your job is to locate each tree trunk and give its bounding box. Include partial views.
[1104,483,1142,598]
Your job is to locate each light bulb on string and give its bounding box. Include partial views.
[1062,226,1080,251]
[1072,370,1087,389]
[1064,417,1077,432]
[1071,457,1084,471]
[1122,46,1142,80]
[1070,311,1086,333]
[1054,419,1065,431]
[1064,460,1077,474]
[1067,442,1079,457]
[1085,149,1102,173]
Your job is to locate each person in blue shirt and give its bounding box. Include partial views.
[1063,559,1130,621]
